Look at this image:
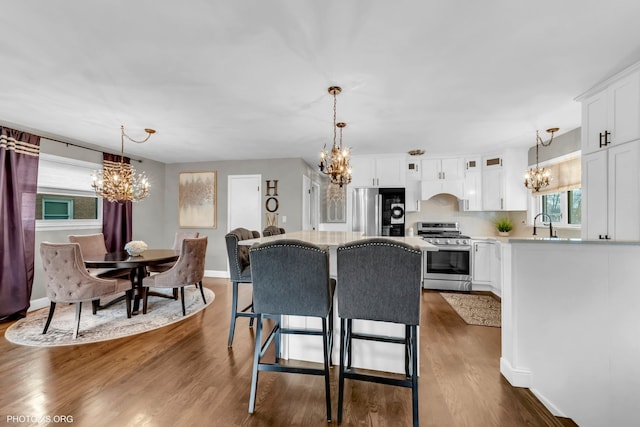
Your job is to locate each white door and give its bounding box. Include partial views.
[302,175,311,230]
[228,174,262,232]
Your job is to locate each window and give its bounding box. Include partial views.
[36,153,102,230]
[538,188,581,226]
[41,197,74,220]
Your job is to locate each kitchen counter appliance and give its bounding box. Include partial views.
[417,222,472,291]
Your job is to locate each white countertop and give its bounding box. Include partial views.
[239,230,438,250]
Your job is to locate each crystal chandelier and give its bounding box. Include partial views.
[524,127,558,193]
[319,86,352,187]
[92,125,155,203]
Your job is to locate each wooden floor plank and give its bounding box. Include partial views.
[0,278,575,426]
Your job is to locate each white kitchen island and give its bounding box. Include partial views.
[502,238,640,427]
[239,230,436,374]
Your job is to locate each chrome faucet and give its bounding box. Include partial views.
[533,213,554,238]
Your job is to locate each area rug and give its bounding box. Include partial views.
[440,292,501,327]
[4,287,215,347]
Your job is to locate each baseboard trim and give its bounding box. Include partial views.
[500,357,531,388]
[530,387,567,418]
[204,270,229,278]
[28,297,50,312]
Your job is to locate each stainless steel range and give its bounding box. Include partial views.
[417,222,472,292]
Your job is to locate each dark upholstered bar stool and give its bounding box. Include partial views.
[225,227,260,347]
[336,238,422,427]
[247,239,335,422]
[262,225,285,237]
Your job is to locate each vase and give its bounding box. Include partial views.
[498,231,510,237]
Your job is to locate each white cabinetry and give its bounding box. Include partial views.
[481,149,528,211]
[349,155,406,188]
[581,70,640,155]
[461,157,482,211]
[579,63,640,240]
[582,141,640,240]
[420,157,464,200]
[472,240,493,284]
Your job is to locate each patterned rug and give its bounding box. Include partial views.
[440,292,501,327]
[4,287,214,347]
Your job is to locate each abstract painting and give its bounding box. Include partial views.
[178,171,216,228]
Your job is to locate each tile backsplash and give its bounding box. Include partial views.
[405,194,580,239]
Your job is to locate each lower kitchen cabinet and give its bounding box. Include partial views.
[472,240,493,285]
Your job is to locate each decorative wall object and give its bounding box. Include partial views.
[178,171,216,228]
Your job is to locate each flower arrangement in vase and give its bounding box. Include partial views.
[495,217,513,237]
[124,240,148,256]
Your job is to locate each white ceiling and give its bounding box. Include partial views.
[2,1,640,167]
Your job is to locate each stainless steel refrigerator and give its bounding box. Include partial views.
[352,187,405,236]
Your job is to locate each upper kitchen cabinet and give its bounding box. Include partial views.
[349,154,406,188]
[421,158,464,181]
[461,157,482,211]
[579,65,640,155]
[420,157,464,200]
[481,149,528,211]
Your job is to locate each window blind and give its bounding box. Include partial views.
[536,156,581,195]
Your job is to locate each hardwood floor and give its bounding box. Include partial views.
[0,278,576,426]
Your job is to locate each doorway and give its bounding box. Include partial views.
[228,174,262,232]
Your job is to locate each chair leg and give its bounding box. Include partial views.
[405,325,411,378]
[173,288,179,300]
[322,318,332,422]
[92,299,99,314]
[228,281,239,347]
[346,318,353,370]
[73,302,82,339]
[248,314,263,414]
[42,302,56,334]
[180,287,186,316]
[338,318,347,423]
[411,325,419,427]
[198,280,207,304]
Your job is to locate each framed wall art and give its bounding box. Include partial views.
[178,171,217,228]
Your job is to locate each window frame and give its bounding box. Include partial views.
[530,189,582,229]
[36,154,103,231]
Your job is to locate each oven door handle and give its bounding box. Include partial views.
[434,245,471,251]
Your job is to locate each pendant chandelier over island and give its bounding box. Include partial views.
[319,86,352,187]
[524,127,558,193]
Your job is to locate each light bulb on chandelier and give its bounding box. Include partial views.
[319,86,352,187]
[92,125,155,203]
[524,127,559,193]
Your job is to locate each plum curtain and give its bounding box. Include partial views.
[0,127,40,322]
[101,153,132,252]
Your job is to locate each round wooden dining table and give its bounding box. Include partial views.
[84,249,179,314]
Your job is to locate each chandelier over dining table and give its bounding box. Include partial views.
[319,86,352,187]
[524,127,558,193]
[92,125,155,203]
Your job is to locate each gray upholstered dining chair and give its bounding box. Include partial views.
[40,242,133,339]
[147,231,199,275]
[141,236,208,316]
[247,239,335,422]
[262,225,286,237]
[68,233,131,279]
[224,227,260,347]
[336,238,422,427]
